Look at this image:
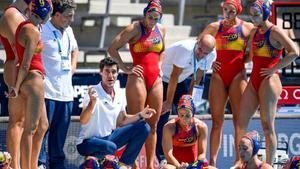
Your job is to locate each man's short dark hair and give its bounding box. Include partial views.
[99,57,119,72]
[52,0,76,16]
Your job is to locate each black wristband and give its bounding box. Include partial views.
[138,113,144,120]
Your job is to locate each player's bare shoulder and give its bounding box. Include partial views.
[164,118,176,131]
[242,20,255,37]
[194,118,208,129]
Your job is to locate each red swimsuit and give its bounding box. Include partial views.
[172,118,198,164]
[250,26,282,92]
[129,22,164,90]
[0,35,14,63]
[15,21,44,74]
[215,20,248,87]
[0,6,26,63]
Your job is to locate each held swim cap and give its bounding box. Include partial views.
[289,156,300,169]
[0,151,12,167]
[143,0,162,19]
[252,0,271,21]
[31,0,52,20]
[187,159,209,169]
[79,156,100,169]
[224,0,243,15]
[243,130,261,156]
[177,95,196,113]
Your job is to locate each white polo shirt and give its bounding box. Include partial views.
[41,20,78,101]
[161,39,216,83]
[77,82,126,145]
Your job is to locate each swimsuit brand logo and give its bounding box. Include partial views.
[257,40,265,48]
[178,136,195,144]
[148,37,160,45]
[222,33,238,41]
[35,41,43,54]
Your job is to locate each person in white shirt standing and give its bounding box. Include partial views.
[156,34,216,166]
[38,1,78,169]
[76,57,154,168]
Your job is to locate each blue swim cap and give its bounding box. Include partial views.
[143,0,162,19]
[243,130,261,156]
[32,0,52,20]
[252,0,271,21]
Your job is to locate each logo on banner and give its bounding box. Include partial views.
[278,86,300,104]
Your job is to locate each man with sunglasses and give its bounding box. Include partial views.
[38,0,78,169]
[162,95,212,169]
[156,34,216,167]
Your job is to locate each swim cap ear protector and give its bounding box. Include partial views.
[243,130,261,156]
[31,0,53,21]
[143,0,162,19]
[252,0,271,21]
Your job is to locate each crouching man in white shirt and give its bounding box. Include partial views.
[77,57,155,168]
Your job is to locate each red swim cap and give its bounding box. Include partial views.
[177,95,195,112]
[224,0,243,15]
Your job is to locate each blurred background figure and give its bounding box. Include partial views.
[283,156,300,169]
[0,151,12,169]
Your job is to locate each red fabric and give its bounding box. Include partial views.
[146,0,162,15]
[173,145,197,164]
[0,6,24,63]
[15,21,44,74]
[215,21,247,87]
[250,28,282,92]
[172,118,197,163]
[0,35,15,63]
[224,0,243,14]
[129,23,163,90]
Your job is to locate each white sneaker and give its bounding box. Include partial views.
[38,164,47,169]
[159,159,167,169]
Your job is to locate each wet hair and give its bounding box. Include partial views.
[99,57,119,72]
[242,130,261,156]
[51,0,76,16]
[31,0,52,21]
[251,0,272,21]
